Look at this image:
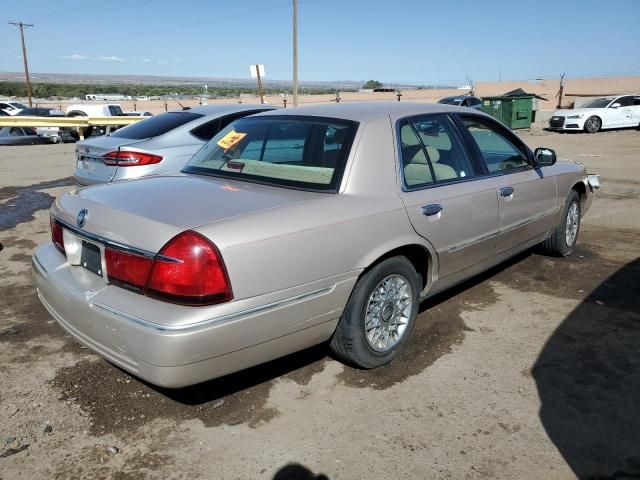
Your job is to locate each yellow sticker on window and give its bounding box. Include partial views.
[216,130,247,150]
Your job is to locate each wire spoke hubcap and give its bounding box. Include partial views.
[565,201,579,247]
[364,274,413,352]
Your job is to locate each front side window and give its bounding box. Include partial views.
[183,116,357,192]
[400,115,476,188]
[615,96,633,107]
[461,118,529,173]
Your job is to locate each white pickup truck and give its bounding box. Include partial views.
[66,103,124,117]
[65,104,125,138]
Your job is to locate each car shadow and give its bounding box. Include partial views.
[533,258,640,479]
[273,463,330,480]
[155,343,328,405]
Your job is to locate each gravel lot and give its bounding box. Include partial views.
[0,128,638,479]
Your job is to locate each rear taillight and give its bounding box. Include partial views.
[105,248,153,293]
[102,231,232,306]
[146,231,233,306]
[103,150,163,167]
[51,218,65,254]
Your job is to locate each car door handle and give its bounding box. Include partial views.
[421,204,443,216]
[499,187,514,197]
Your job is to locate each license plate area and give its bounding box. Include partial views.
[80,241,103,277]
[78,156,99,172]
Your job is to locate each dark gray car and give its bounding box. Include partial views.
[0,127,53,146]
[438,95,483,110]
[73,104,276,185]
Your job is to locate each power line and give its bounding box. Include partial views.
[8,21,34,107]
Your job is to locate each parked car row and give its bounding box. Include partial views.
[33,101,600,388]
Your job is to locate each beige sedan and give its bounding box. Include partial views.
[33,102,599,387]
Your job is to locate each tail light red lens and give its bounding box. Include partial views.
[50,218,65,254]
[146,231,233,305]
[105,248,153,293]
[103,150,163,167]
[102,231,232,306]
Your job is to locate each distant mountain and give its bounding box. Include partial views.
[0,71,421,90]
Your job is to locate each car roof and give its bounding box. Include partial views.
[255,101,485,123]
[182,104,276,116]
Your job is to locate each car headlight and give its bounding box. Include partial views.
[567,114,584,119]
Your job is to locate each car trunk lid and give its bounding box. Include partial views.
[52,173,320,254]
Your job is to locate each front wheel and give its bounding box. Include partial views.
[584,116,601,133]
[541,190,581,257]
[330,256,421,369]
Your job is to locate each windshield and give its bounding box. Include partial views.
[581,98,614,108]
[111,111,203,139]
[9,102,28,109]
[183,116,358,192]
[437,97,462,105]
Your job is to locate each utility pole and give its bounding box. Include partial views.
[9,21,34,107]
[292,0,298,107]
[255,64,265,104]
[556,72,566,109]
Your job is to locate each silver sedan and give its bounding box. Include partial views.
[73,104,275,185]
[34,102,599,387]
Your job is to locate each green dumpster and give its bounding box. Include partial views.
[481,95,534,129]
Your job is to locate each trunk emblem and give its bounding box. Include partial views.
[76,209,88,228]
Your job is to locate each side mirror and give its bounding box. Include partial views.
[610,102,621,109]
[534,147,556,167]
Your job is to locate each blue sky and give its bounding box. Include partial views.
[1,0,639,84]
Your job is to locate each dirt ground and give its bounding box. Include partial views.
[0,127,638,480]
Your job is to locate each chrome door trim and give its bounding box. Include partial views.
[447,230,499,253]
[497,207,557,235]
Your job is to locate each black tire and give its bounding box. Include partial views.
[330,256,421,369]
[541,190,581,257]
[67,111,94,139]
[584,116,601,133]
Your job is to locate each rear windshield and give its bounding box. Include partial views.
[111,111,203,139]
[183,116,358,192]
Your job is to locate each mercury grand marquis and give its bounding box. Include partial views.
[33,102,600,388]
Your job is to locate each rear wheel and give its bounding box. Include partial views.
[67,111,94,139]
[330,256,421,368]
[584,116,601,133]
[541,190,581,257]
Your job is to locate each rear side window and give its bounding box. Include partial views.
[111,111,203,139]
[190,110,269,141]
[400,114,476,188]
